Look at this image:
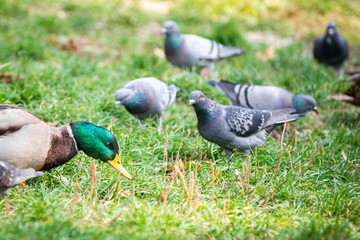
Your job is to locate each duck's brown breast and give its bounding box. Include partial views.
[42,125,78,170]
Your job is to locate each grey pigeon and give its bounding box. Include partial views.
[329,71,360,106]
[115,77,179,132]
[313,22,349,75]
[162,20,245,72]
[189,90,306,155]
[208,79,318,114]
[0,161,43,196]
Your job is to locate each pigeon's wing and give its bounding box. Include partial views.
[184,34,244,62]
[224,106,272,137]
[225,106,304,137]
[142,78,176,108]
[263,108,304,127]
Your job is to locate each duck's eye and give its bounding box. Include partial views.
[105,142,111,147]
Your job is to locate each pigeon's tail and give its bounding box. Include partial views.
[207,79,217,87]
[219,46,246,59]
[207,79,241,105]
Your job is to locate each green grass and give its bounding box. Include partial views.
[0,0,359,239]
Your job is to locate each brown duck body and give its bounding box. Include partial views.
[330,73,360,106]
[0,105,78,171]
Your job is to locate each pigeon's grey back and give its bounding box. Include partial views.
[0,161,43,195]
[128,78,178,111]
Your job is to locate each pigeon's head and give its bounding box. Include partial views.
[293,94,318,114]
[326,22,337,37]
[189,90,208,107]
[115,88,135,107]
[162,20,180,35]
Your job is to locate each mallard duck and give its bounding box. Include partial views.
[0,105,132,179]
[330,72,360,106]
[0,160,43,196]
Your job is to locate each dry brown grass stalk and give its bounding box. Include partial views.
[275,120,288,174]
[89,161,96,207]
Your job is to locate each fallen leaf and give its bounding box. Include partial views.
[256,47,276,62]
[0,73,20,84]
[61,38,83,52]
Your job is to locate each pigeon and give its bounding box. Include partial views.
[313,22,349,75]
[0,161,43,196]
[115,77,179,132]
[189,90,306,155]
[208,79,318,114]
[161,20,245,73]
[329,71,360,106]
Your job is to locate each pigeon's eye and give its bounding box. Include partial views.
[197,95,201,99]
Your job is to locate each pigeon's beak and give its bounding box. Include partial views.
[189,99,196,105]
[313,106,319,114]
[108,154,132,180]
[115,101,122,108]
[161,27,167,34]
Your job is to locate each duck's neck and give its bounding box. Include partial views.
[42,124,78,170]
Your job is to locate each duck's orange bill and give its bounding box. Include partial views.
[108,154,132,180]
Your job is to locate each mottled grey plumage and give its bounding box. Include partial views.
[313,22,349,75]
[162,20,245,71]
[208,79,318,114]
[189,90,306,155]
[0,161,43,196]
[115,77,179,132]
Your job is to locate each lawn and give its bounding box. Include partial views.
[0,0,359,239]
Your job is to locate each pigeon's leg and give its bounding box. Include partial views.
[337,66,344,76]
[224,149,233,159]
[200,67,212,78]
[224,149,234,171]
[271,129,282,141]
[157,117,163,133]
[242,149,251,156]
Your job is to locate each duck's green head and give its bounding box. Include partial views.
[70,122,132,180]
